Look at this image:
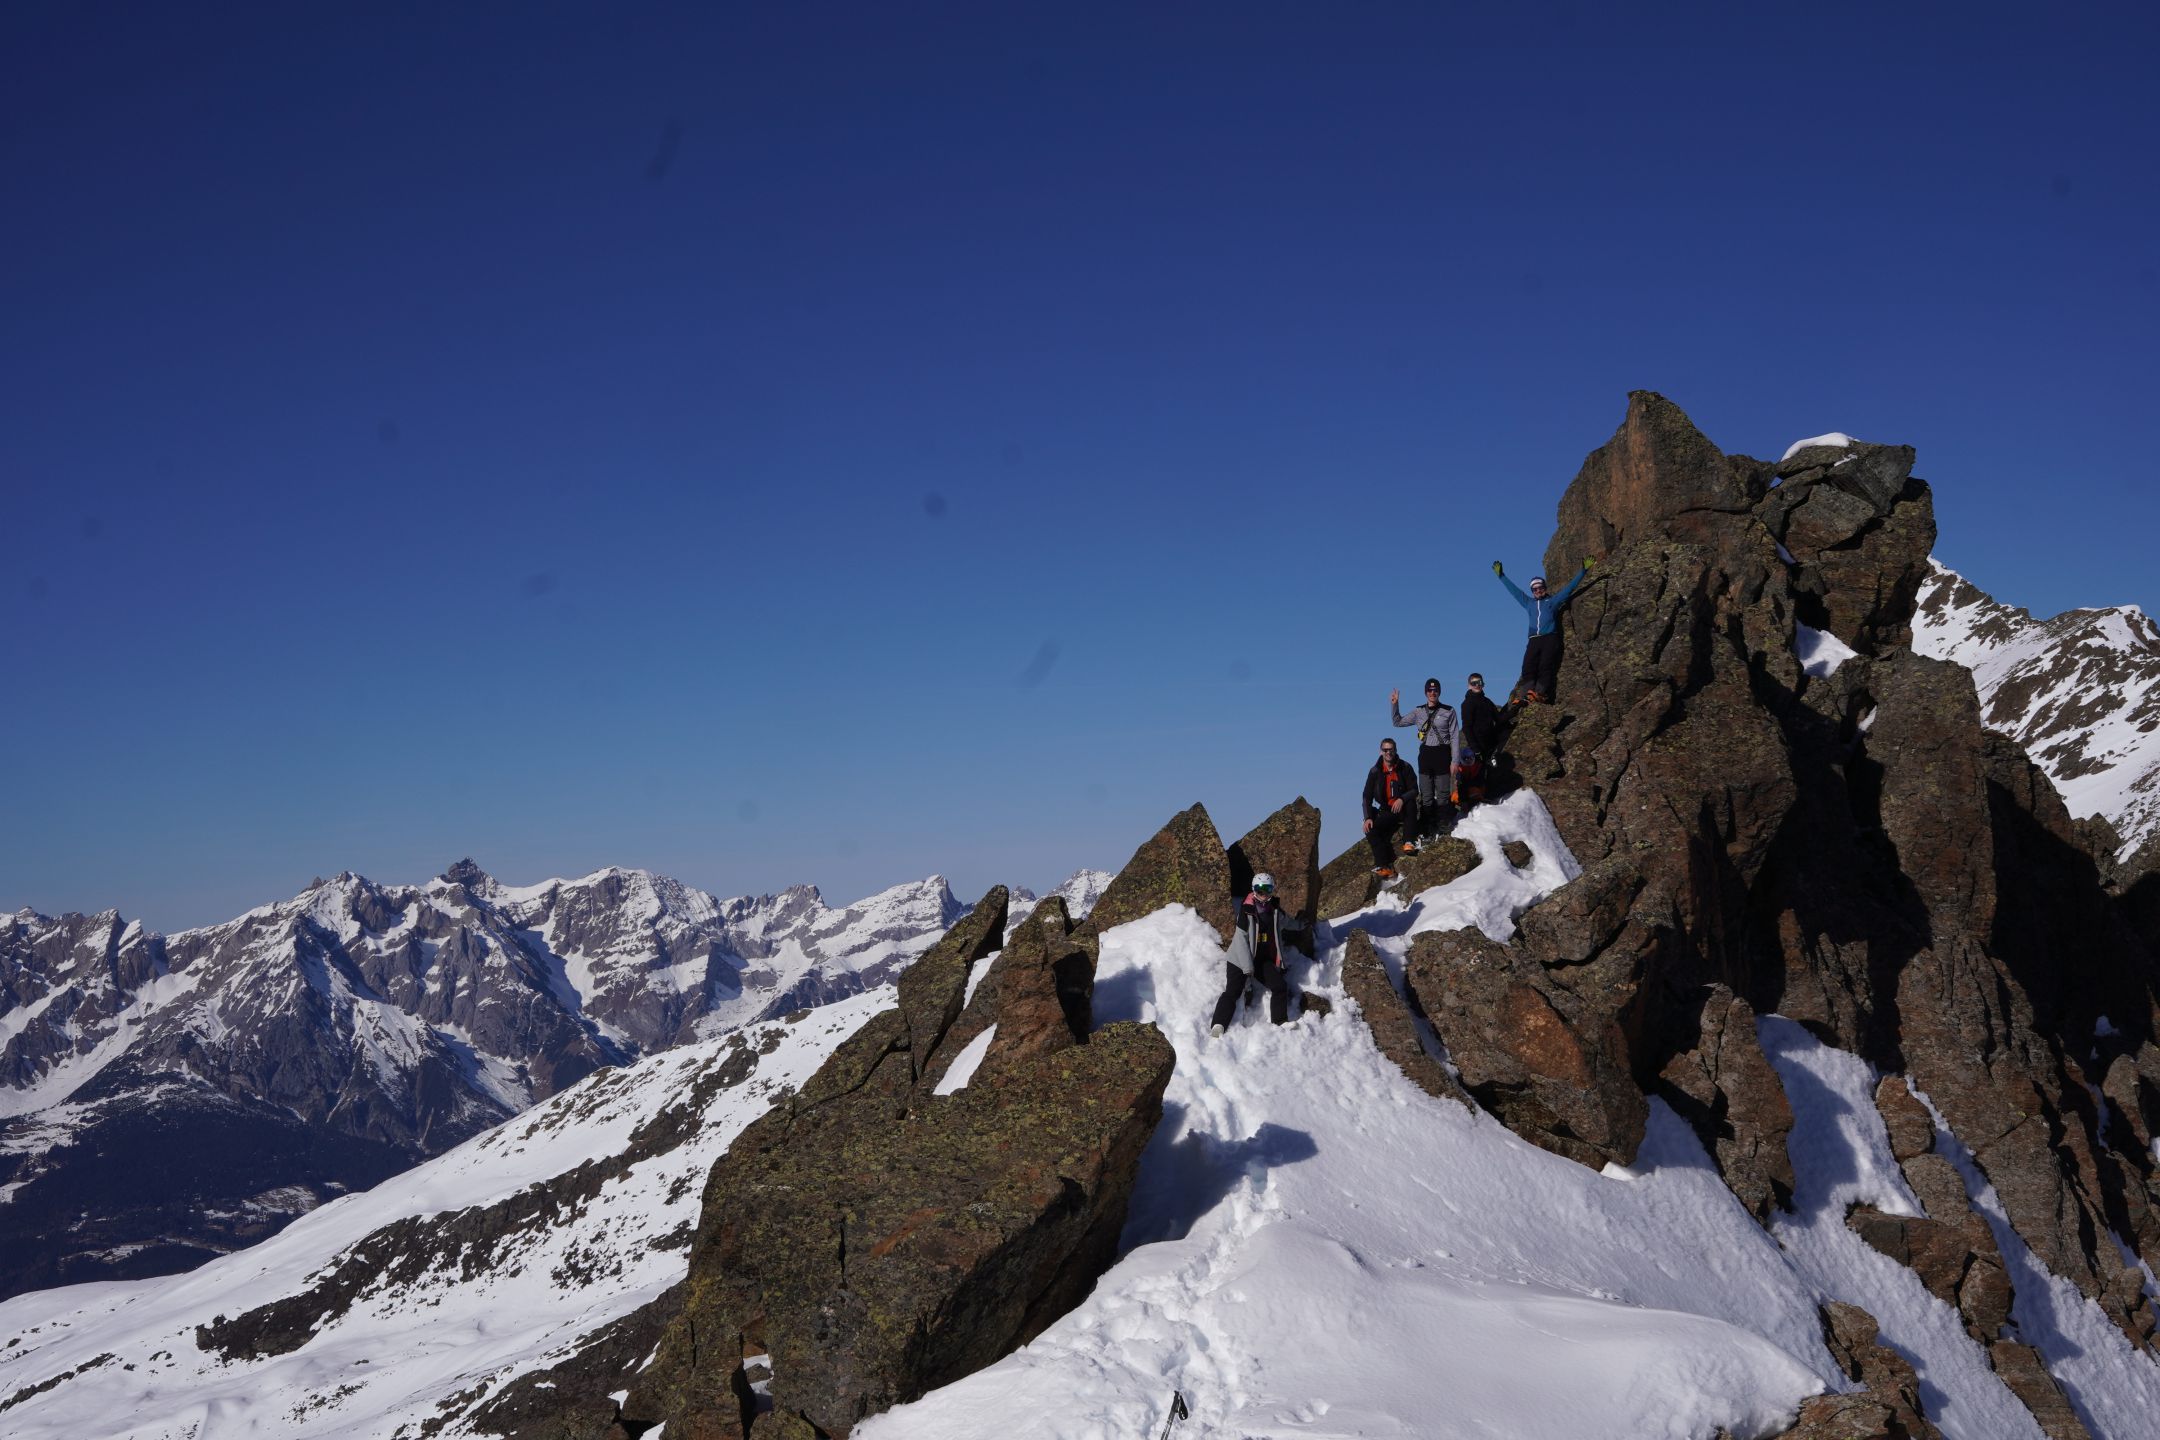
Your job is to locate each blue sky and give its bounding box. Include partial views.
[5,2,2156,930]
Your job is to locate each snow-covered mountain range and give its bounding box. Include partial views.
[0,863,1106,1299]
[7,794,2157,1440]
[1914,559,2160,859]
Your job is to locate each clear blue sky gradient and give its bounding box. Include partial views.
[6,3,2156,929]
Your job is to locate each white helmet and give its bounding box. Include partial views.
[1251,872,1277,895]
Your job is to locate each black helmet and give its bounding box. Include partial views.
[1424,677,1441,693]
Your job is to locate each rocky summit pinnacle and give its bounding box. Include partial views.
[1396,393,2160,1402]
[439,856,490,887]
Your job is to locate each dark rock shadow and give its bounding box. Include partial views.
[1119,1110,1319,1251]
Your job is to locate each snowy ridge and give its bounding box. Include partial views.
[1914,559,2160,855]
[14,792,2159,1437]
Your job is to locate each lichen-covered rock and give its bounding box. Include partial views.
[1654,986,1794,1221]
[1316,839,1385,919]
[1398,836,1480,894]
[1077,802,1233,946]
[977,897,1094,1073]
[897,888,1010,1084]
[626,896,1174,1440]
[1403,925,1647,1168]
[1340,930,1465,1106]
[1226,798,1323,921]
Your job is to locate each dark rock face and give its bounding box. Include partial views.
[1765,1302,1941,1440]
[1317,840,1384,919]
[1987,1341,2094,1440]
[1076,803,1234,947]
[1403,924,1646,1168]
[1341,931,1465,1106]
[627,889,1174,1439]
[1653,986,1794,1221]
[1760,437,1935,654]
[1227,798,1323,921]
[1544,390,1762,577]
[1398,393,2160,1393]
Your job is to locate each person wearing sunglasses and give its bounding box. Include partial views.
[1210,871,1311,1036]
[1390,677,1462,849]
[1455,672,1502,809]
[1494,557,1592,703]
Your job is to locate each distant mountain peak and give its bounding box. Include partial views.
[1914,558,2160,854]
[439,857,490,887]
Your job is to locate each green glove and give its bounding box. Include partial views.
[1583,556,1593,572]
[1492,561,1503,575]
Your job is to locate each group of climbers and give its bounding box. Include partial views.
[1213,554,1596,1033]
[1361,557,1591,878]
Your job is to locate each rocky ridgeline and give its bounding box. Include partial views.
[557,394,2160,1440]
[478,799,1324,1438]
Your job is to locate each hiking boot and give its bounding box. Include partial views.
[1400,841,1417,856]
[1209,1023,1225,1039]
[1373,866,1397,879]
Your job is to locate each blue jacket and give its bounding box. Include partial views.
[1500,567,1587,637]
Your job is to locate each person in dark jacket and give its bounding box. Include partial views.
[1363,738,1417,875]
[1495,559,1591,702]
[1210,872,1311,1035]
[1391,679,1462,847]
[1456,672,1502,809]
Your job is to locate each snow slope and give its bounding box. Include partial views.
[10,796,2159,1437]
[0,992,889,1439]
[1914,560,2160,856]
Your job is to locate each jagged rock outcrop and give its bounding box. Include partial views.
[1227,798,1323,921]
[1760,436,1934,654]
[1316,835,1480,920]
[1396,392,2160,1402]
[1654,986,1794,1221]
[624,887,1175,1439]
[1403,918,1647,1169]
[1340,931,1465,1106]
[1764,1301,1941,1440]
[1075,803,1234,947]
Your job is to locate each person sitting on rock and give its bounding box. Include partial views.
[1210,872,1311,1036]
[1494,558,1591,703]
[1363,738,1417,878]
[1455,671,1501,810]
[1390,678,1461,848]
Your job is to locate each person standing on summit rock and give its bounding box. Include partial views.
[1390,679,1461,847]
[1495,559,1591,703]
[1456,672,1502,808]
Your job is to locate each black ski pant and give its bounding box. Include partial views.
[1212,953,1291,1028]
[1367,804,1413,867]
[1518,632,1564,700]
[1417,746,1453,838]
